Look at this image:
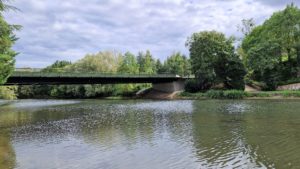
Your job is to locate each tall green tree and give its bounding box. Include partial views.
[242,4,300,89]
[116,52,141,95]
[164,52,191,76]
[156,59,167,74]
[186,31,246,90]
[137,50,156,74]
[118,52,139,74]
[0,0,20,84]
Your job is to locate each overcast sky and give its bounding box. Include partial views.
[4,0,300,68]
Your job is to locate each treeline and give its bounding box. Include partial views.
[14,51,191,99]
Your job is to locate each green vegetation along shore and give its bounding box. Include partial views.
[178,90,300,100]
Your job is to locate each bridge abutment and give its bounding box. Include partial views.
[152,80,185,93]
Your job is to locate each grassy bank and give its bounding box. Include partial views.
[178,90,300,99]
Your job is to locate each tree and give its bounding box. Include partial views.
[242,4,300,89]
[186,31,246,90]
[118,52,139,74]
[164,52,191,76]
[137,50,156,74]
[42,60,71,72]
[156,59,167,74]
[238,18,255,36]
[0,0,20,84]
[117,52,140,95]
[68,51,122,72]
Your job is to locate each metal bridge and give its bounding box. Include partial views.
[4,70,192,86]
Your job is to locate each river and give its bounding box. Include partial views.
[0,99,299,169]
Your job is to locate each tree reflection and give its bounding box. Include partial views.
[0,130,16,169]
[191,100,266,168]
[78,101,193,148]
[242,100,300,169]
[191,100,300,168]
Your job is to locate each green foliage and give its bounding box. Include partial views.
[247,91,300,97]
[184,79,201,93]
[242,4,300,90]
[17,85,34,98]
[137,50,156,74]
[222,90,246,99]
[0,1,20,84]
[205,90,225,99]
[156,59,166,74]
[118,52,139,74]
[0,86,17,100]
[68,51,122,72]
[179,91,205,99]
[42,60,71,72]
[205,90,246,99]
[182,90,300,99]
[163,52,191,76]
[186,31,246,91]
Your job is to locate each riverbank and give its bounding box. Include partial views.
[2,89,300,100]
[176,90,300,100]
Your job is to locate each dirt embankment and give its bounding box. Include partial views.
[137,88,180,99]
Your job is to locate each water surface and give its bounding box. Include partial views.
[0,99,299,169]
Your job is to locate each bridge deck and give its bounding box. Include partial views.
[4,72,191,85]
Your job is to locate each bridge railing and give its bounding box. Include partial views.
[13,68,182,78]
[13,68,195,79]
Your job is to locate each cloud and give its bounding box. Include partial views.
[255,0,299,7]
[3,0,298,68]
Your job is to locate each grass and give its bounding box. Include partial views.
[178,90,300,99]
[248,90,300,97]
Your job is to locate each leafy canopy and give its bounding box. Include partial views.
[0,0,20,84]
[186,31,246,90]
[163,52,191,76]
[242,4,300,90]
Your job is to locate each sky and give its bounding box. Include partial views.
[4,0,300,68]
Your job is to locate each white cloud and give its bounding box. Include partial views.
[3,0,300,67]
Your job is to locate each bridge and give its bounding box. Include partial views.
[4,70,193,92]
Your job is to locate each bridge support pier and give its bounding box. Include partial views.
[152,80,185,93]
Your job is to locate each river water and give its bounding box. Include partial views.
[0,99,299,169]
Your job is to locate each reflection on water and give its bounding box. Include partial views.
[0,99,299,169]
[0,130,15,169]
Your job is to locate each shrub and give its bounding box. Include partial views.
[222,90,246,99]
[205,90,246,99]
[0,86,17,100]
[206,90,224,99]
[185,79,201,93]
[247,92,271,97]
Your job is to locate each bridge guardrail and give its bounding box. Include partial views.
[12,71,180,78]
[13,68,195,78]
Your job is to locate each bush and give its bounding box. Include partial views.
[280,90,300,97]
[206,90,224,99]
[0,86,17,100]
[247,92,271,97]
[205,90,246,99]
[222,90,246,99]
[185,79,201,93]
